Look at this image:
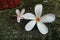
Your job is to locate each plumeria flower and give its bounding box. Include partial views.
[16,8,25,23]
[23,4,55,34]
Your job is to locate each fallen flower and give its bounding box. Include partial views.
[23,4,55,34]
[16,8,25,23]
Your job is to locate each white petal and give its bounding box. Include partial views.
[37,22,48,34]
[23,13,36,20]
[35,4,43,17]
[21,8,25,15]
[17,17,20,23]
[16,9,20,15]
[41,14,55,23]
[25,21,36,31]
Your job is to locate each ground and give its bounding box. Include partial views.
[0,0,60,40]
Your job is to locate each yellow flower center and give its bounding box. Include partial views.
[36,17,40,22]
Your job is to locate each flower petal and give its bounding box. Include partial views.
[41,14,55,23]
[16,9,20,15]
[23,13,36,20]
[25,21,36,31]
[35,4,43,17]
[17,17,20,23]
[37,22,48,34]
[21,8,25,15]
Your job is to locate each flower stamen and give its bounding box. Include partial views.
[36,17,40,22]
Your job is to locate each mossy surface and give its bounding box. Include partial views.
[0,0,60,40]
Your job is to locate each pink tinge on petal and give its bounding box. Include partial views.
[21,8,25,15]
[17,17,20,23]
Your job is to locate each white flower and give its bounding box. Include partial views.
[16,8,25,23]
[23,4,55,34]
